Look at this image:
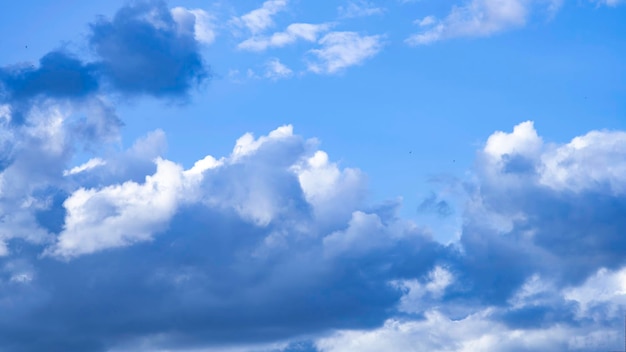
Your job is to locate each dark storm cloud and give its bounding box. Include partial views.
[89,0,209,98]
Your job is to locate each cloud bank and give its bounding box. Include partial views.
[2,102,626,351]
[1,1,626,351]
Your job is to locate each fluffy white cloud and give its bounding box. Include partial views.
[308,32,384,74]
[49,158,187,258]
[291,150,365,224]
[478,120,626,195]
[539,130,626,194]
[47,124,372,258]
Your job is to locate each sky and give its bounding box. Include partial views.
[0,0,625,351]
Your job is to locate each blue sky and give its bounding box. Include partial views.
[0,0,626,351]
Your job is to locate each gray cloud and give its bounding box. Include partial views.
[89,0,209,98]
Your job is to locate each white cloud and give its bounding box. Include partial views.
[323,211,388,256]
[478,121,626,195]
[238,23,330,51]
[315,309,580,352]
[390,266,454,313]
[483,121,542,160]
[63,158,106,176]
[291,150,365,224]
[264,58,293,80]
[539,129,626,194]
[404,0,626,45]
[0,99,120,254]
[308,32,384,74]
[416,15,437,27]
[232,0,288,34]
[406,0,534,45]
[47,124,371,258]
[171,7,217,44]
[563,267,626,318]
[49,158,187,258]
[338,1,385,18]
[230,125,294,160]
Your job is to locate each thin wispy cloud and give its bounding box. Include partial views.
[406,0,622,45]
[407,0,532,45]
[238,22,331,51]
[338,0,385,18]
[231,0,288,34]
[308,32,385,74]
[264,58,293,80]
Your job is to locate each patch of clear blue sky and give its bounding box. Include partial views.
[2,0,625,240]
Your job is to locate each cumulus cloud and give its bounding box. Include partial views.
[0,124,446,350]
[49,158,186,258]
[449,121,626,311]
[2,2,626,345]
[89,0,209,97]
[4,108,626,351]
[0,1,209,261]
[308,32,384,74]
[310,120,626,351]
[0,99,122,254]
[0,0,207,261]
